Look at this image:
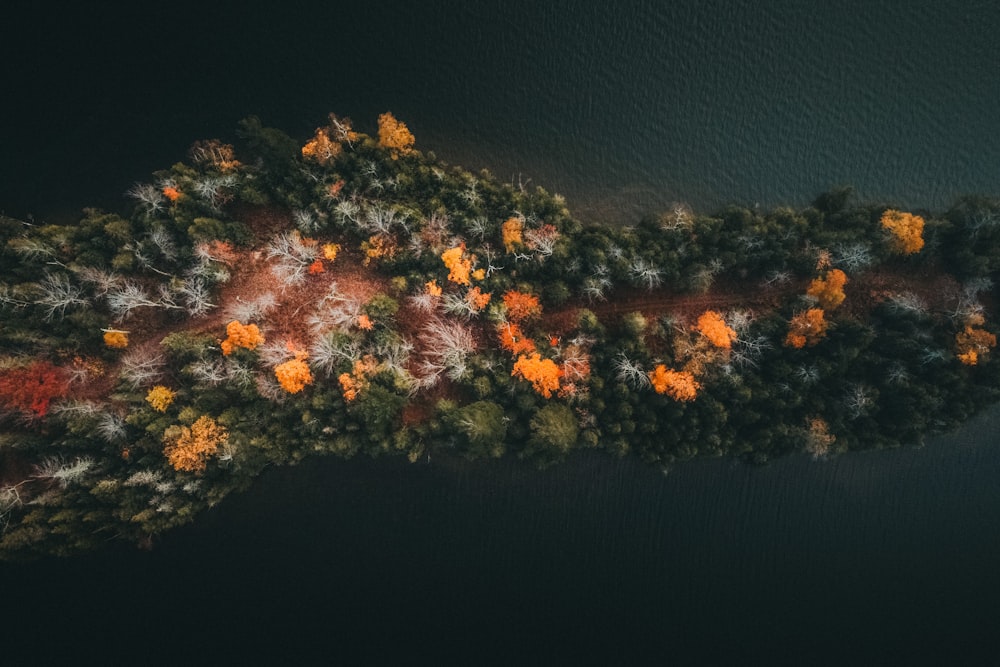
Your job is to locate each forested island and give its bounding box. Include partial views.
[1,113,998,559]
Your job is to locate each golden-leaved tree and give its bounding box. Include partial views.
[163,416,228,473]
[806,269,848,310]
[377,112,415,159]
[880,209,925,255]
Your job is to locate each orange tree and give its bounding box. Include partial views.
[163,415,228,473]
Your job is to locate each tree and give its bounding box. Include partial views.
[163,415,228,473]
[275,349,313,394]
[694,310,737,349]
[785,308,828,348]
[502,216,524,252]
[648,365,700,402]
[220,320,264,356]
[955,313,996,365]
[497,322,536,356]
[377,112,415,159]
[145,386,176,413]
[512,353,562,398]
[0,361,69,418]
[301,127,342,165]
[881,209,925,254]
[450,400,507,458]
[528,403,578,454]
[441,245,474,285]
[806,269,848,310]
[502,290,542,322]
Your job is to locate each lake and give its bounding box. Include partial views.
[2,1,999,663]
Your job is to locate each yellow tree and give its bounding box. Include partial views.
[145,385,176,413]
[807,269,849,310]
[163,415,228,473]
[501,216,524,252]
[880,209,925,254]
[377,112,415,159]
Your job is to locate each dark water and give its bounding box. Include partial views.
[3,1,1000,663]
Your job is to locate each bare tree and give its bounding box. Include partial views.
[414,317,478,388]
[629,258,663,290]
[119,349,165,388]
[267,231,319,287]
[612,352,650,389]
[33,456,94,488]
[34,272,88,320]
[127,183,165,216]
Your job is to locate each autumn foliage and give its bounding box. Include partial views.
[377,112,415,159]
[301,127,342,165]
[220,321,265,356]
[502,290,542,322]
[163,415,228,473]
[337,355,379,402]
[498,323,537,356]
[0,361,69,418]
[694,310,737,349]
[648,365,700,402]
[955,314,997,366]
[103,330,129,349]
[145,385,176,413]
[807,269,848,310]
[501,216,524,252]
[275,348,313,394]
[512,353,563,398]
[441,245,474,285]
[785,308,829,348]
[466,286,492,311]
[880,209,925,255]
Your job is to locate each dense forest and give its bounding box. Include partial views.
[1,113,998,559]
